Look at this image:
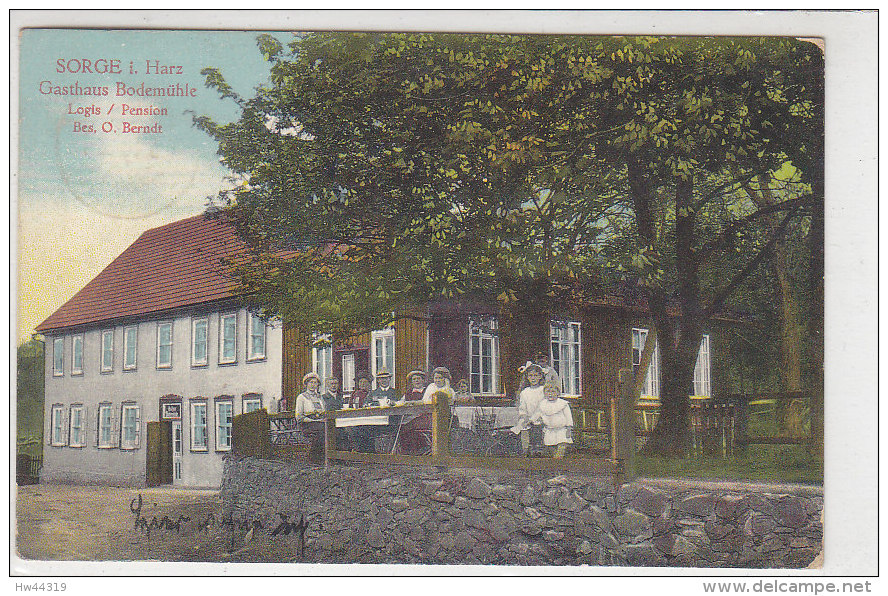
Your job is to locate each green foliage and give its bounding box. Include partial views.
[17,339,44,455]
[196,33,823,357]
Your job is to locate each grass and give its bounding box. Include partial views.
[634,444,823,486]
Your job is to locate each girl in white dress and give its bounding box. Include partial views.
[530,381,573,458]
[510,363,546,453]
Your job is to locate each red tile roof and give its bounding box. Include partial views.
[36,214,248,333]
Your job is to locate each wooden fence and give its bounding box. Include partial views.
[236,394,627,486]
[16,453,42,485]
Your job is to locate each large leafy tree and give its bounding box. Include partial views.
[198,33,823,456]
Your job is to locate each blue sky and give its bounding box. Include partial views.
[17,29,286,340]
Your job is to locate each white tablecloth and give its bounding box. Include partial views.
[336,415,390,428]
[453,406,519,430]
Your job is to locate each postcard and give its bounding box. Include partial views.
[10,9,878,584]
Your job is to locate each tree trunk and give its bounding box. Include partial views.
[807,175,824,456]
[498,280,551,399]
[641,330,700,457]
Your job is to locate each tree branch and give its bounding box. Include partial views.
[705,205,800,317]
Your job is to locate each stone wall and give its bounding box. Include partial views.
[220,456,823,568]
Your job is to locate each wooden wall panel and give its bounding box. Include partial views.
[282,323,312,411]
[394,308,428,395]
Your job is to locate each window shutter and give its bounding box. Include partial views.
[112,406,120,448]
[81,406,89,447]
[61,407,69,445]
[46,409,53,445]
[95,407,101,447]
[133,406,142,449]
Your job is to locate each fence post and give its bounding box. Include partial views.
[432,392,451,465]
[324,414,337,470]
[612,369,636,487]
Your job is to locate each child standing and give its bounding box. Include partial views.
[510,362,546,453]
[530,381,573,458]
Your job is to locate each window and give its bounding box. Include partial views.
[97,404,113,448]
[243,394,262,413]
[312,334,333,386]
[191,401,208,451]
[120,404,141,450]
[551,321,582,396]
[215,400,233,451]
[219,313,237,364]
[51,405,65,446]
[157,322,173,368]
[469,317,499,395]
[192,318,208,366]
[692,334,712,397]
[101,330,113,372]
[631,328,660,399]
[53,338,64,376]
[247,313,266,361]
[370,327,395,387]
[68,405,84,447]
[123,325,138,370]
[71,335,83,375]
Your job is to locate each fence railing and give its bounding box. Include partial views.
[235,394,626,486]
[16,453,42,485]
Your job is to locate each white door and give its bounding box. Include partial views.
[172,420,183,485]
[342,354,355,396]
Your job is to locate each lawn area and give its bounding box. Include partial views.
[634,444,823,486]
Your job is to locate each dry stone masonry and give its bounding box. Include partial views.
[221,456,822,567]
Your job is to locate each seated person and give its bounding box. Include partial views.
[321,377,343,412]
[452,378,475,404]
[348,371,373,408]
[369,368,398,406]
[294,372,326,459]
[399,370,426,403]
[422,367,455,403]
[529,381,574,459]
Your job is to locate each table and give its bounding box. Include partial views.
[453,406,519,430]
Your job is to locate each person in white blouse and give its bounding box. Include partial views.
[295,372,326,424]
[422,367,455,404]
[294,372,327,459]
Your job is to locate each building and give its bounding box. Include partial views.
[285,298,727,414]
[36,215,283,488]
[37,213,727,488]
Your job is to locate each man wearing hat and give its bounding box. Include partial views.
[369,368,398,406]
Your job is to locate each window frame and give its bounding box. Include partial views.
[52,337,64,377]
[156,321,173,369]
[71,334,83,376]
[190,400,209,452]
[242,394,262,414]
[312,333,333,387]
[247,312,267,361]
[50,404,65,446]
[469,317,500,396]
[218,312,238,365]
[120,403,140,450]
[68,404,85,447]
[692,333,712,398]
[97,403,114,448]
[370,327,396,388]
[550,321,582,396]
[123,325,138,371]
[101,330,114,373]
[191,317,209,367]
[215,399,234,452]
[631,327,661,399]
